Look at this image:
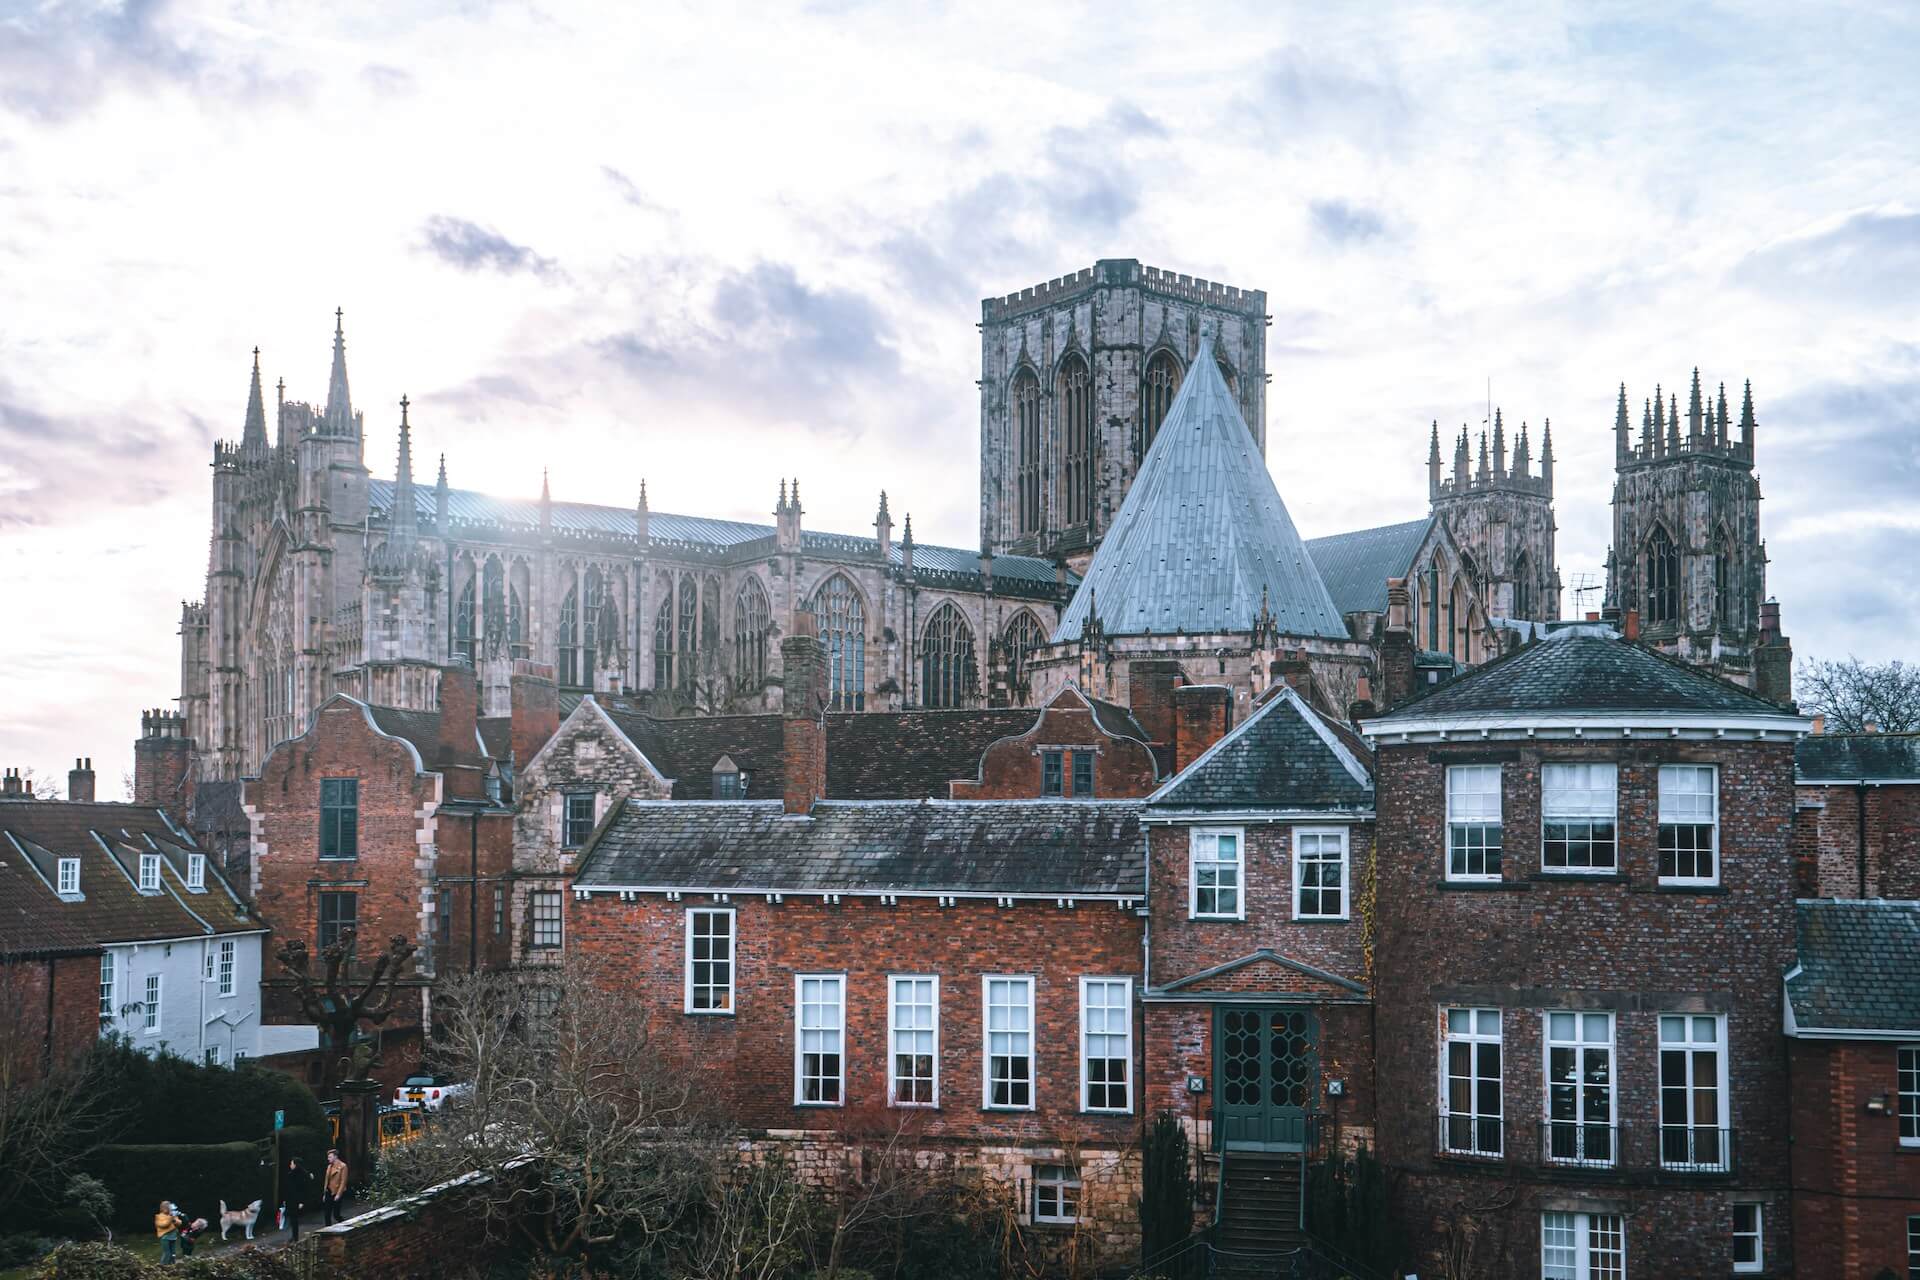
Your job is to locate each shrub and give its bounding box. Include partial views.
[29,1242,148,1280]
[1305,1144,1407,1275]
[81,1142,269,1232]
[0,1234,60,1268]
[86,1041,324,1147]
[1139,1111,1195,1262]
[172,1247,301,1280]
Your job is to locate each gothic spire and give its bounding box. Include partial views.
[777,478,788,514]
[1615,383,1631,462]
[241,347,268,456]
[790,477,802,510]
[1740,379,1757,453]
[1492,409,1507,478]
[1641,398,1653,450]
[1513,420,1531,479]
[1427,420,1442,500]
[1540,419,1554,493]
[876,489,890,523]
[392,396,416,540]
[323,308,355,436]
[1688,367,1704,439]
[434,452,449,535]
[1717,382,1731,446]
[635,478,650,544]
[1476,429,1490,482]
[275,376,287,450]
[1453,425,1470,486]
[1668,393,1681,452]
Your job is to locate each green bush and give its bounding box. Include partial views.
[29,1242,148,1280]
[81,1142,270,1232]
[0,1234,60,1268]
[172,1248,301,1280]
[1305,1144,1408,1275]
[1139,1110,1195,1263]
[87,1041,325,1147]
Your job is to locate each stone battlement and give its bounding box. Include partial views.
[981,258,1267,321]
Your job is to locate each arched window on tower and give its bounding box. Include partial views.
[1059,354,1093,528]
[1450,575,1470,661]
[733,576,771,689]
[1003,610,1045,699]
[482,557,506,653]
[653,582,675,690]
[581,566,608,680]
[810,575,865,711]
[1645,526,1679,625]
[454,575,477,667]
[676,576,699,690]
[1140,350,1181,460]
[1014,369,1042,536]
[1513,552,1533,620]
[557,576,579,687]
[921,603,978,709]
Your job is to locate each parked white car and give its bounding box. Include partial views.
[395,1073,472,1111]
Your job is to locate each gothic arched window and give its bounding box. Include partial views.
[1449,576,1469,660]
[921,603,978,709]
[1645,526,1679,625]
[1512,552,1533,621]
[454,576,477,667]
[653,586,674,690]
[1140,350,1181,460]
[1003,611,1045,698]
[733,576,771,688]
[1014,368,1042,535]
[557,579,579,687]
[482,557,506,652]
[1059,354,1093,528]
[1715,531,1734,628]
[810,574,865,711]
[676,576,699,690]
[509,560,530,659]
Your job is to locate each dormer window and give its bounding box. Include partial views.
[186,853,205,890]
[138,853,161,893]
[711,755,746,800]
[57,857,80,896]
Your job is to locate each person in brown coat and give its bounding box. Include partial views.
[322,1149,349,1225]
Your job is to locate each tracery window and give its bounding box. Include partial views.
[1013,369,1042,535]
[733,576,771,688]
[1645,525,1679,625]
[454,576,477,666]
[1513,551,1533,620]
[1450,576,1470,660]
[1140,350,1180,460]
[920,603,977,708]
[676,576,699,690]
[1002,611,1045,696]
[482,556,506,651]
[1060,354,1093,528]
[811,575,865,711]
[653,587,675,690]
[557,580,579,687]
[1715,533,1734,628]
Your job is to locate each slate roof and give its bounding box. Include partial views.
[367,705,493,772]
[367,481,1067,593]
[0,802,260,956]
[1305,517,1432,617]
[574,799,1146,896]
[1053,338,1349,643]
[596,702,1040,801]
[1787,900,1920,1034]
[1149,686,1374,813]
[1365,629,1795,723]
[1795,733,1920,782]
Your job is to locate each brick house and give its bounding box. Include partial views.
[1361,629,1812,1278]
[1782,899,1920,1279]
[1140,683,1377,1256]
[1793,731,1920,899]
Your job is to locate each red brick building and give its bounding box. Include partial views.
[1793,731,1920,900]
[1783,899,1920,1279]
[1140,684,1377,1256]
[1362,630,1811,1277]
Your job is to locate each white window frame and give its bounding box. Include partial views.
[1657,764,1720,886]
[1031,1164,1082,1225]
[1446,765,1503,882]
[1541,1210,1625,1280]
[204,1044,223,1066]
[138,853,161,893]
[57,857,79,896]
[1658,1013,1731,1172]
[983,974,1036,1111]
[794,973,845,1107]
[1732,1201,1764,1274]
[1079,977,1133,1114]
[887,974,939,1108]
[1292,827,1350,920]
[143,973,161,1033]
[217,939,235,998]
[684,908,736,1015]
[1543,1011,1616,1168]
[186,853,205,890]
[1540,763,1619,873]
[1188,827,1244,920]
[1439,1007,1503,1157]
[529,889,564,949]
[1899,1044,1920,1147]
[99,952,114,1020]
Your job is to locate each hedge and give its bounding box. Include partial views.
[82,1142,268,1233]
[87,1042,326,1147]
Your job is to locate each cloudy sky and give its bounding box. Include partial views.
[3,0,1917,796]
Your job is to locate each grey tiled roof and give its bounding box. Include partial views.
[1149,687,1373,812]
[574,799,1145,896]
[1796,733,1920,782]
[367,481,1066,588]
[1787,900,1920,1034]
[1366,631,1792,722]
[1052,338,1349,643]
[1306,518,1431,617]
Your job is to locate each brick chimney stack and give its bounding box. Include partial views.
[1755,597,1793,706]
[68,758,96,803]
[436,665,484,799]
[510,660,561,770]
[782,611,827,815]
[1,768,26,799]
[134,709,192,807]
[1127,660,1182,753]
[1380,578,1415,711]
[1173,684,1232,773]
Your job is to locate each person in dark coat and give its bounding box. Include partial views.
[283,1157,315,1241]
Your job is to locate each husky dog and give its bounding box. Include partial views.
[218,1198,262,1240]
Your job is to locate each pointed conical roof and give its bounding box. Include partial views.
[241,348,268,454]
[1052,337,1347,643]
[323,308,355,435]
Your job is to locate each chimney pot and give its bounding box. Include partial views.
[781,630,828,814]
[1623,609,1640,642]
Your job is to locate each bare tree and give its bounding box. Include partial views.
[379,960,716,1263]
[276,930,418,1083]
[679,1157,812,1280]
[1796,656,1920,733]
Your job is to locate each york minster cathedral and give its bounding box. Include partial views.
[173,258,1791,782]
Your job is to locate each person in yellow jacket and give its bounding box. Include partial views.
[154,1200,183,1264]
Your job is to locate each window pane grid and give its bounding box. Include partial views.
[1082,979,1130,1112]
[1659,1014,1728,1170]
[1899,1047,1920,1144]
[1192,831,1241,918]
[1542,764,1618,871]
[687,910,734,1013]
[890,976,937,1106]
[217,939,235,997]
[530,891,563,949]
[1546,1012,1614,1168]
[99,953,114,1018]
[1033,1165,1081,1224]
[986,978,1033,1108]
[1733,1202,1763,1272]
[1294,830,1347,919]
[143,974,160,1031]
[1071,751,1094,797]
[563,793,596,849]
[1658,765,1719,883]
[798,976,844,1104]
[1441,1007,1502,1156]
[1447,766,1503,879]
[319,778,358,859]
[1542,1211,1625,1280]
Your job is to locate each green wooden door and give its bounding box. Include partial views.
[1215,1007,1318,1151]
